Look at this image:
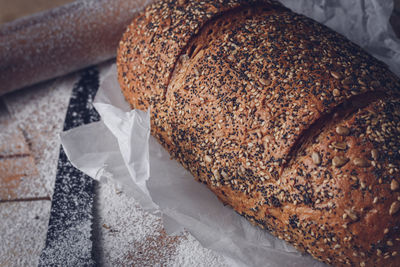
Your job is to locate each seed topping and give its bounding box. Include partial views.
[332,88,340,97]
[371,149,379,160]
[336,126,350,136]
[330,71,341,79]
[389,201,400,215]
[312,151,321,165]
[204,155,212,163]
[344,209,358,221]
[353,158,370,167]
[342,77,353,85]
[391,179,399,191]
[332,142,347,150]
[259,78,271,86]
[332,156,349,167]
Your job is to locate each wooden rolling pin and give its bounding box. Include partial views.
[0,0,152,96]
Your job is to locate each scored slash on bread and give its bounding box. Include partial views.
[117,0,400,266]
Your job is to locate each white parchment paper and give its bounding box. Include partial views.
[61,1,400,266]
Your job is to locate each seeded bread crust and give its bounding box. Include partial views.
[117,1,400,266]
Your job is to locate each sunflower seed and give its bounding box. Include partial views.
[342,77,353,85]
[332,142,347,150]
[332,156,349,167]
[259,78,271,86]
[312,151,321,165]
[336,126,350,136]
[391,179,399,191]
[353,158,370,167]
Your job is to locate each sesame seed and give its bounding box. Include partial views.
[330,71,342,79]
[332,88,340,97]
[389,201,400,215]
[221,170,228,180]
[212,169,221,180]
[371,149,379,160]
[344,209,358,221]
[391,179,399,191]
[360,181,366,189]
[193,67,200,76]
[377,249,382,256]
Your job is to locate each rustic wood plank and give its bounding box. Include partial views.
[3,76,74,200]
[0,100,47,201]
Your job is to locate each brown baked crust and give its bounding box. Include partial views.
[117,0,400,266]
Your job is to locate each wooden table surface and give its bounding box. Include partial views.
[0,64,226,266]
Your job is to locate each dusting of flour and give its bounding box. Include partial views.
[0,201,51,267]
[3,74,76,197]
[96,178,227,266]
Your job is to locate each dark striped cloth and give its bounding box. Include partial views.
[39,67,100,266]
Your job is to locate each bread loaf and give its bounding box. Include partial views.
[117,0,400,266]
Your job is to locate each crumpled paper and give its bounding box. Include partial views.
[61,1,400,266]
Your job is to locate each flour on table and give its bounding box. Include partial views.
[0,74,76,266]
[96,177,227,266]
[0,201,51,267]
[167,234,228,267]
[3,74,76,197]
